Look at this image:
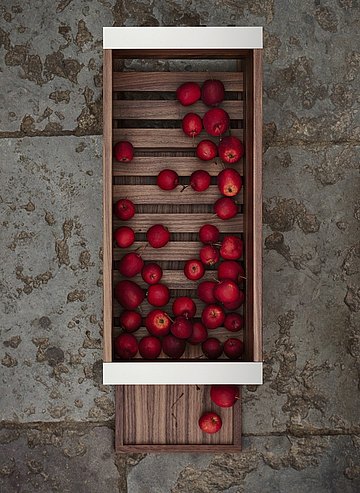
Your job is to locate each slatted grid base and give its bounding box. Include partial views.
[116,385,241,452]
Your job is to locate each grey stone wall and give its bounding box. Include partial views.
[1,1,359,492]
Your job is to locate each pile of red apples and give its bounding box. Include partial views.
[113,78,245,367]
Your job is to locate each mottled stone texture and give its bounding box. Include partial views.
[0,0,359,492]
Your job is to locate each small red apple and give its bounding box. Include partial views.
[202,337,223,359]
[114,199,135,221]
[218,136,244,164]
[210,385,240,407]
[146,224,170,248]
[203,108,230,137]
[113,141,134,163]
[190,169,211,192]
[220,236,243,260]
[197,281,217,304]
[199,411,222,434]
[118,252,144,278]
[145,309,171,337]
[157,169,179,190]
[172,297,196,318]
[176,82,201,106]
[170,316,193,339]
[223,291,245,310]
[114,333,138,359]
[199,245,220,266]
[188,321,208,345]
[214,197,238,220]
[119,310,142,333]
[184,259,205,281]
[138,336,162,359]
[201,79,225,107]
[196,140,218,161]
[201,304,225,330]
[217,168,242,197]
[199,224,220,244]
[224,313,244,332]
[141,263,163,285]
[213,279,241,305]
[114,226,135,248]
[224,338,244,359]
[218,260,245,283]
[162,334,186,359]
[147,283,170,307]
[115,280,145,310]
[182,112,203,137]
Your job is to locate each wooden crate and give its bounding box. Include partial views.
[102,27,263,452]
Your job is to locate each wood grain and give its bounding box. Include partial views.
[113,128,243,149]
[112,48,250,60]
[113,99,243,120]
[113,241,212,260]
[113,185,243,204]
[113,156,243,176]
[113,269,220,289]
[113,71,243,91]
[116,385,241,451]
[113,213,243,232]
[102,49,113,363]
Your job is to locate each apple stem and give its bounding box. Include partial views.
[180,184,189,193]
[165,313,175,323]
[238,275,247,280]
[137,243,148,254]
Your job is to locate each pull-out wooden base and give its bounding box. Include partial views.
[115,385,241,452]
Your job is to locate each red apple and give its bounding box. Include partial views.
[114,199,135,221]
[224,338,244,359]
[157,169,179,191]
[141,263,163,285]
[197,281,217,304]
[203,108,230,137]
[170,316,193,339]
[146,224,170,248]
[190,170,211,192]
[113,141,134,163]
[188,322,208,345]
[118,252,144,278]
[201,79,225,107]
[147,283,170,307]
[184,259,205,281]
[119,310,142,333]
[182,112,203,137]
[114,226,135,248]
[145,309,171,337]
[218,260,245,283]
[176,82,201,106]
[224,313,244,332]
[210,385,240,407]
[218,136,244,164]
[172,297,196,318]
[199,224,220,244]
[200,245,220,266]
[202,337,223,359]
[223,291,245,310]
[213,279,241,304]
[115,280,145,310]
[199,411,222,434]
[201,304,225,329]
[214,197,238,220]
[220,236,243,260]
[217,168,242,197]
[196,140,218,161]
[162,334,186,359]
[138,336,162,359]
[114,333,138,359]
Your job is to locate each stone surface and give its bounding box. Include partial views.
[0,0,359,492]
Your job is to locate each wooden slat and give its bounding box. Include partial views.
[114,241,204,261]
[116,385,241,451]
[113,185,243,205]
[112,48,250,60]
[102,49,113,363]
[113,214,243,233]
[113,269,219,289]
[112,128,243,148]
[113,71,243,91]
[113,157,243,176]
[113,99,243,120]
